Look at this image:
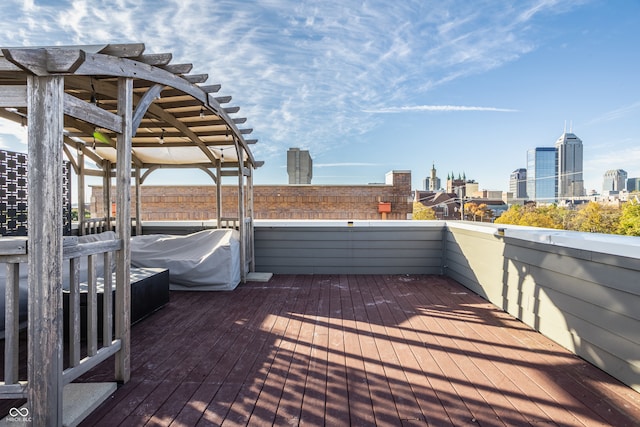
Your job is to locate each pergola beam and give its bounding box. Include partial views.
[132,84,164,134]
[161,63,193,74]
[63,115,144,168]
[0,85,27,107]
[182,74,209,84]
[134,53,172,66]
[63,135,104,167]
[198,84,221,93]
[2,47,85,75]
[98,43,145,58]
[139,164,217,184]
[0,105,27,124]
[63,93,122,133]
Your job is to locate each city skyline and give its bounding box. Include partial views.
[424,129,639,200]
[1,1,639,194]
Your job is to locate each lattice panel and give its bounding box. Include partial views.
[62,160,71,235]
[0,150,28,236]
[0,149,71,236]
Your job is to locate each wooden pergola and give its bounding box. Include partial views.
[0,43,260,425]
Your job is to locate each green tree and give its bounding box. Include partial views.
[71,208,92,221]
[464,202,492,222]
[495,204,562,229]
[570,202,620,234]
[617,199,640,236]
[412,202,436,220]
[495,204,523,225]
[542,204,574,229]
[520,209,563,229]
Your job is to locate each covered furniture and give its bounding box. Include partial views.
[131,229,241,291]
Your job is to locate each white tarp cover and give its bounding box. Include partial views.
[131,229,240,291]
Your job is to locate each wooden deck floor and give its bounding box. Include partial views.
[76,274,640,426]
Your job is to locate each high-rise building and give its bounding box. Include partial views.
[555,132,584,198]
[509,168,527,200]
[287,148,312,184]
[627,177,640,192]
[527,147,557,203]
[602,169,627,192]
[423,163,441,191]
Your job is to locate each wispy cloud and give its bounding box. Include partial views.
[585,101,640,126]
[583,143,640,189]
[315,162,381,168]
[364,105,519,113]
[0,121,27,149]
[0,0,581,162]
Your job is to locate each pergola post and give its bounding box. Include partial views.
[77,148,86,235]
[103,160,112,230]
[216,162,222,228]
[27,74,64,425]
[247,170,255,272]
[237,160,246,282]
[135,167,142,236]
[115,77,133,382]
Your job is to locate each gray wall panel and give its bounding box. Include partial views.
[503,239,640,294]
[254,224,445,275]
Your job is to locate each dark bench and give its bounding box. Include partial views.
[63,267,170,340]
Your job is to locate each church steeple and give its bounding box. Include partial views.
[428,162,438,191]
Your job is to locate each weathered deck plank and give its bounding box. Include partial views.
[55,274,640,426]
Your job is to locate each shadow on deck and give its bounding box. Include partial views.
[39,275,640,425]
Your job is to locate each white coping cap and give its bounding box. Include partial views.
[125,220,640,260]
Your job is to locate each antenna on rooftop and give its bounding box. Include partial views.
[570,120,573,133]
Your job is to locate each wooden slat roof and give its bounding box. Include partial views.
[0,43,261,179]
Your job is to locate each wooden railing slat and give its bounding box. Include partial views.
[68,257,81,367]
[4,263,21,384]
[1,237,124,394]
[103,252,113,347]
[62,339,121,385]
[87,254,98,356]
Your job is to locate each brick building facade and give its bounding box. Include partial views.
[91,170,412,221]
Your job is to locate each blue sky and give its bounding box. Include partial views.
[1,0,639,194]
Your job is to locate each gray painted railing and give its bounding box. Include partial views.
[254,220,445,274]
[443,222,640,394]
